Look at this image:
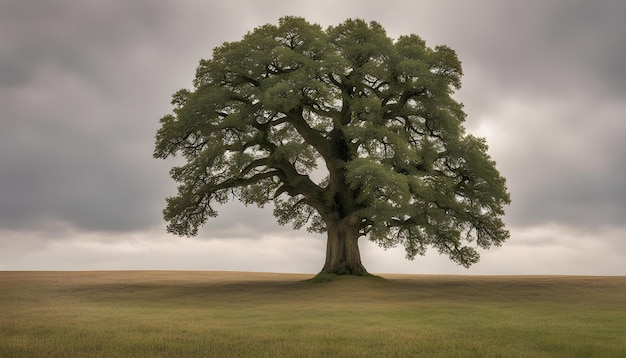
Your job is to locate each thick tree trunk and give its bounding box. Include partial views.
[320,215,368,276]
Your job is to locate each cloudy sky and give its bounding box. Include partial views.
[1,0,625,275]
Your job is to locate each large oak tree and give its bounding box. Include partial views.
[154,17,510,275]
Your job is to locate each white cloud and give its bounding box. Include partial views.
[3,223,623,275]
[361,224,626,275]
[0,226,325,273]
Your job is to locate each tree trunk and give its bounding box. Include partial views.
[320,215,368,276]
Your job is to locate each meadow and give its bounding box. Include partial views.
[1,271,625,357]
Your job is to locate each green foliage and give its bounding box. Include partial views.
[154,17,510,267]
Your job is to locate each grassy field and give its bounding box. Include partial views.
[1,271,625,357]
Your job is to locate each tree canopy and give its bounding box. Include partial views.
[154,17,510,275]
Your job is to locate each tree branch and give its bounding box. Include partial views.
[239,158,270,177]
[285,108,333,162]
[210,170,280,192]
[269,156,326,213]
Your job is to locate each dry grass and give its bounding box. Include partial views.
[1,271,625,357]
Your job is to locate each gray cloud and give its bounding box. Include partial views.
[0,0,305,235]
[1,0,625,273]
[444,1,626,98]
[0,1,185,232]
[440,1,626,230]
[472,95,626,229]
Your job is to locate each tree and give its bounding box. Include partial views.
[154,17,511,276]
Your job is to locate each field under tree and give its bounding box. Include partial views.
[1,271,625,357]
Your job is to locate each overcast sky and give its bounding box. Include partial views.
[1,0,625,275]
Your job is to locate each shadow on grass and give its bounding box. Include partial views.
[307,272,385,283]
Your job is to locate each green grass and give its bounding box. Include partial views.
[1,271,625,357]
